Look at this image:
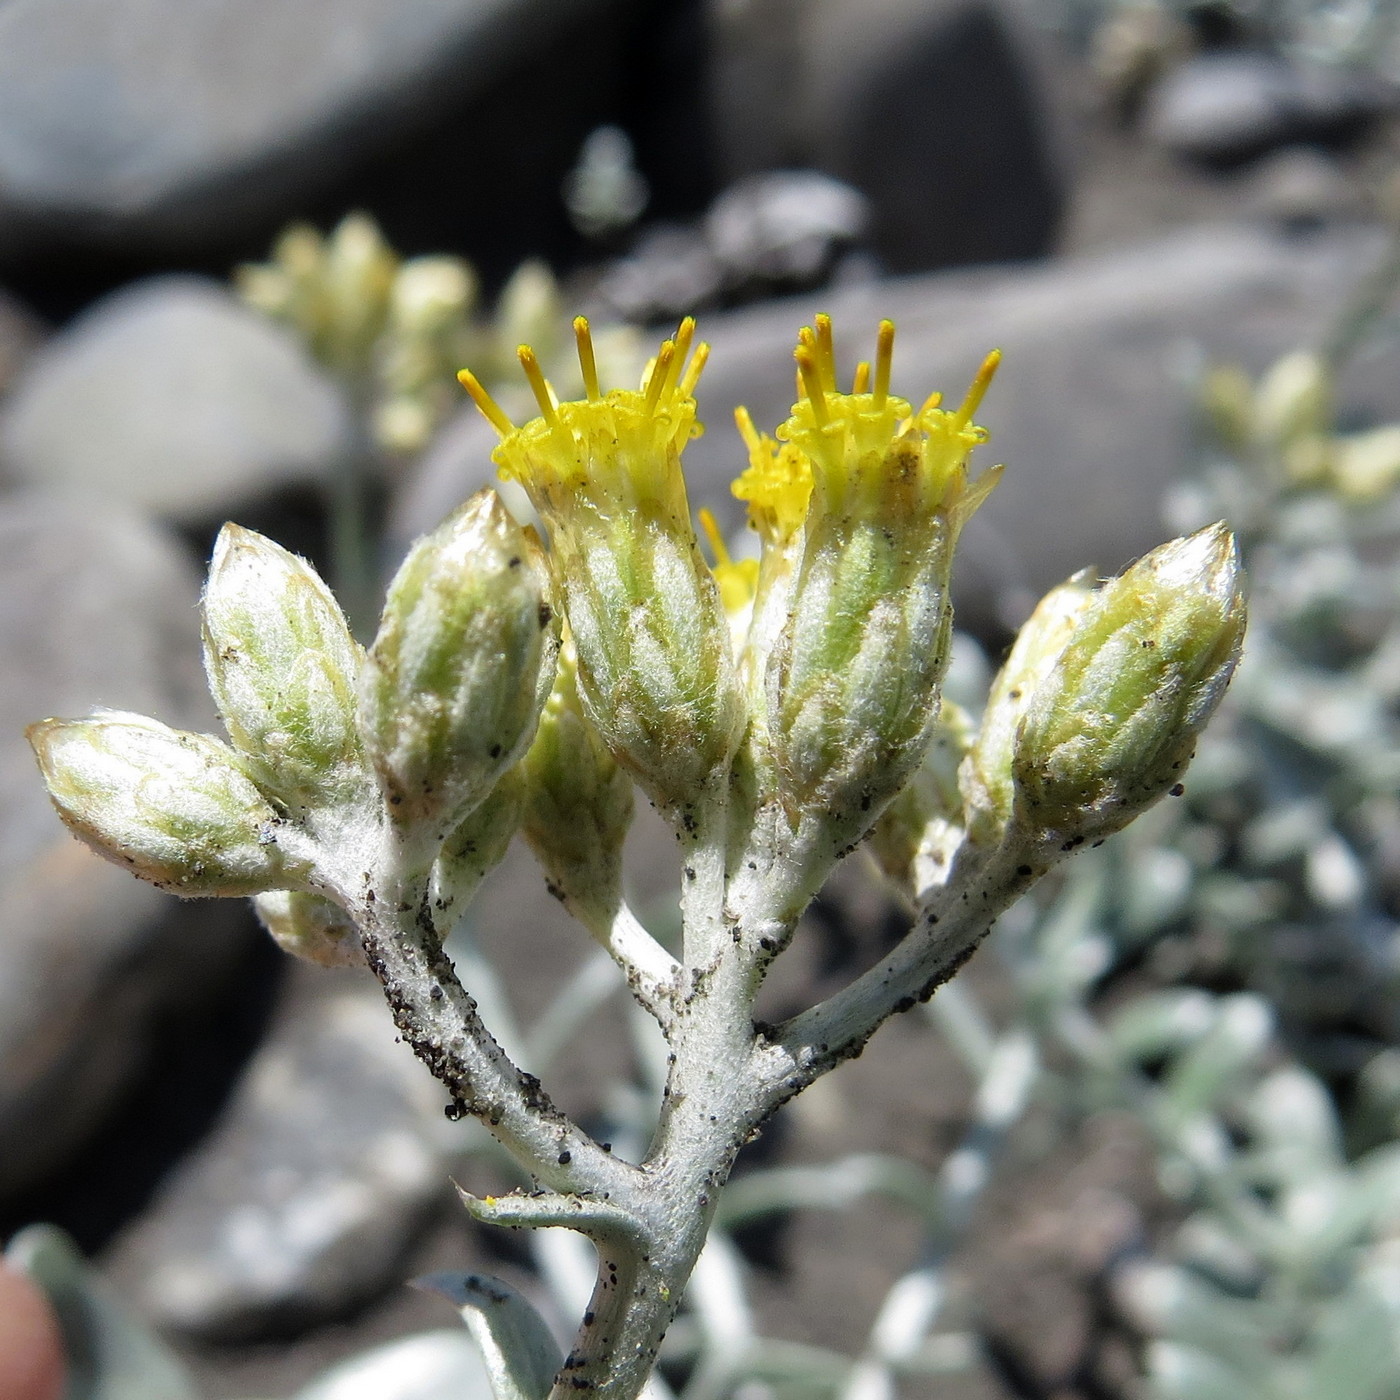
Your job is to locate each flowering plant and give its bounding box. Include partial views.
[30,315,1244,1399]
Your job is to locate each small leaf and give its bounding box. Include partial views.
[415,1272,561,1400]
[1146,1340,1260,1400]
[5,1224,200,1400]
[292,1329,493,1400]
[1305,1282,1400,1400]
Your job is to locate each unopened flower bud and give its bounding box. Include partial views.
[962,571,1097,845]
[390,256,476,339]
[322,212,398,373]
[763,319,1000,853]
[202,525,368,813]
[29,712,304,897]
[1253,351,1330,453]
[359,490,556,839]
[254,890,360,967]
[869,699,974,897]
[1014,524,1246,841]
[464,318,744,819]
[430,767,525,935]
[519,634,635,928]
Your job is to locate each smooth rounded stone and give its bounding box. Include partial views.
[0,0,622,260]
[0,493,250,1200]
[0,286,44,399]
[1244,146,1366,231]
[1144,52,1395,164]
[707,0,1069,273]
[106,968,459,1341]
[0,276,353,524]
[704,170,871,287]
[395,223,1400,635]
[592,222,726,325]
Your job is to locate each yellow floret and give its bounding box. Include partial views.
[457,317,709,521]
[774,314,1001,527]
[730,405,813,543]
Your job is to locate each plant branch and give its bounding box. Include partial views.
[753,841,1040,1114]
[358,893,638,1200]
[582,901,681,1027]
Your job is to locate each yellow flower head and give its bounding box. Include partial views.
[773,315,1001,530]
[731,406,813,544]
[697,507,760,617]
[459,317,708,526]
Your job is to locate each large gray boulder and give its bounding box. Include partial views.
[707,0,1070,273]
[0,277,353,524]
[1144,52,1395,165]
[0,287,44,397]
[0,0,623,263]
[0,493,251,1201]
[394,223,1400,633]
[106,967,458,1340]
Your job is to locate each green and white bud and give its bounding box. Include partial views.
[962,570,1097,846]
[429,767,525,935]
[757,323,1000,858]
[1014,524,1246,842]
[28,711,305,897]
[768,506,960,854]
[359,490,557,841]
[869,699,974,898]
[321,211,399,375]
[1253,350,1330,454]
[484,322,745,822]
[254,890,361,967]
[202,525,368,813]
[390,255,477,340]
[520,634,635,929]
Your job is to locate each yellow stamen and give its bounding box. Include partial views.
[734,405,762,455]
[852,361,871,394]
[953,349,1002,430]
[573,316,600,402]
[697,507,731,568]
[679,341,710,398]
[457,368,516,438]
[873,320,895,409]
[917,391,944,418]
[795,345,829,426]
[644,341,676,414]
[517,346,559,425]
[657,321,692,404]
[814,313,837,393]
[672,317,696,375]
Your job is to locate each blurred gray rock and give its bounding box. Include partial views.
[0,287,44,398]
[0,0,624,261]
[1245,147,1366,231]
[594,223,725,325]
[1144,52,1394,164]
[397,224,1400,635]
[707,0,1069,272]
[687,224,1400,633]
[108,968,456,1340]
[0,493,249,1200]
[0,277,353,524]
[705,170,870,287]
